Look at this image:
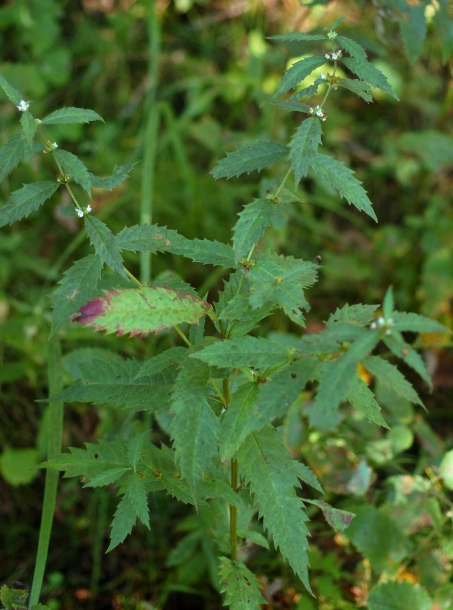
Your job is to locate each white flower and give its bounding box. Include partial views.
[387,317,394,326]
[322,117,327,121]
[332,52,338,61]
[370,322,377,330]
[36,118,42,124]
[316,108,323,117]
[86,205,92,213]
[52,142,58,148]
[17,100,29,112]
[321,73,327,80]
[377,316,385,326]
[385,329,392,336]
[309,107,314,114]
[76,209,84,218]
[325,53,330,59]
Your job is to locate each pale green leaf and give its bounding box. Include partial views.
[0,181,60,227]
[383,285,395,318]
[364,355,423,406]
[384,332,432,389]
[238,426,311,592]
[276,56,327,96]
[89,164,133,190]
[211,141,288,179]
[336,36,367,61]
[107,473,150,552]
[50,254,103,336]
[192,336,296,370]
[268,33,327,42]
[289,82,321,101]
[337,78,373,103]
[0,133,27,182]
[342,57,398,100]
[392,312,451,334]
[233,198,276,264]
[368,581,432,610]
[0,72,22,105]
[84,215,125,277]
[84,467,130,488]
[327,303,379,328]
[292,461,324,493]
[439,450,453,490]
[267,99,311,113]
[171,237,235,268]
[219,557,267,610]
[311,153,377,221]
[346,376,389,427]
[41,106,104,125]
[289,116,322,185]
[399,4,427,64]
[74,285,212,336]
[54,148,92,194]
[20,110,36,147]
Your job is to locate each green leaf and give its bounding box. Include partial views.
[89,164,133,190]
[135,346,187,379]
[384,332,432,389]
[290,82,322,101]
[392,312,451,334]
[289,116,322,185]
[342,57,398,100]
[315,331,379,415]
[170,358,219,492]
[311,153,377,221]
[0,73,23,105]
[127,431,148,469]
[0,181,60,228]
[329,16,345,31]
[20,111,36,147]
[268,33,327,42]
[54,148,92,195]
[399,4,427,65]
[0,133,27,182]
[383,285,395,318]
[336,36,367,61]
[85,215,125,277]
[74,285,212,336]
[364,355,423,407]
[219,383,260,460]
[292,461,324,493]
[233,198,276,264]
[41,107,104,125]
[337,78,373,103]
[327,303,379,328]
[50,254,103,336]
[107,473,150,551]
[368,581,432,610]
[52,357,173,411]
[276,56,327,96]
[219,557,267,610]
[267,99,311,113]
[238,426,311,592]
[439,450,453,490]
[171,237,235,268]
[346,376,389,428]
[211,141,288,180]
[193,336,296,370]
[142,443,197,505]
[304,499,355,532]
[84,467,130,488]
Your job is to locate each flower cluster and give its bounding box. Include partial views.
[76,205,92,218]
[43,140,58,153]
[17,100,30,112]
[370,316,394,335]
[309,104,328,121]
[325,49,343,61]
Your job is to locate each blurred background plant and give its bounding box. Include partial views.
[0,0,452,609]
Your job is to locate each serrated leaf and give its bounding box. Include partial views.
[85,215,125,277]
[337,78,373,102]
[0,73,22,105]
[289,81,322,101]
[50,254,103,336]
[364,355,423,406]
[315,331,379,415]
[219,383,260,460]
[304,499,355,532]
[90,164,133,190]
[135,346,187,380]
[20,110,36,147]
[268,33,327,42]
[384,332,432,389]
[392,312,451,334]
[193,336,295,369]
[0,133,27,182]
[399,4,427,65]
[211,141,288,180]
[52,357,173,411]
[346,376,389,428]
[54,148,92,195]
[383,285,395,317]
[170,358,219,492]
[142,443,197,505]
[0,181,60,228]
[171,237,235,268]
[276,56,327,96]
[330,16,345,31]
[342,57,398,100]
[219,557,267,610]
[292,461,324,493]
[267,99,311,113]
[200,477,246,509]
[233,198,276,264]
[128,431,148,469]
[41,107,104,125]
[107,473,150,551]
[336,36,367,61]
[327,303,379,328]
[238,426,311,592]
[311,153,377,221]
[74,285,211,337]
[368,581,432,610]
[84,467,130,488]
[289,116,322,185]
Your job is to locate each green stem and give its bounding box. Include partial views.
[29,335,64,609]
[275,168,291,197]
[174,324,191,347]
[230,458,238,561]
[140,3,161,284]
[125,267,143,287]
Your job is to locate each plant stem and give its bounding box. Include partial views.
[29,335,64,609]
[140,2,161,284]
[230,458,238,561]
[174,324,191,346]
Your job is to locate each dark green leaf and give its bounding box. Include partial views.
[20,111,36,147]
[337,78,373,103]
[289,116,322,185]
[0,73,22,105]
[233,198,276,264]
[0,181,59,228]
[211,141,288,180]
[135,346,188,380]
[219,557,267,610]
[0,133,27,182]
[399,4,427,64]
[107,473,150,551]
[342,57,398,100]
[346,376,389,428]
[41,107,104,125]
[276,56,327,96]
[85,215,125,277]
[54,148,92,195]
[89,164,133,190]
[364,355,423,406]
[336,36,367,61]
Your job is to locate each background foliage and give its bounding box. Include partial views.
[1,1,452,609]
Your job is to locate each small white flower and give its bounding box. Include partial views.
[370,322,377,330]
[52,142,58,148]
[322,117,327,121]
[76,209,84,218]
[309,107,314,114]
[332,52,338,61]
[387,317,394,326]
[377,316,385,326]
[17,100,30,112]
[325,53,330,59]
[337,49,343,57]
[36,118,42,124]
[86,205,92,213]
[316,108,323,117]
[321,73,327,80]
[385,329,392,336]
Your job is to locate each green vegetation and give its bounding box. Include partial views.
[1,2,453,610]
